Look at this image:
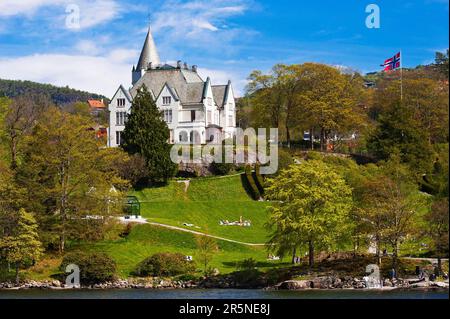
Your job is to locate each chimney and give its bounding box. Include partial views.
[148,62,153,70]
[177,60,182,69]
[192,65,198,73]
[183,62,188,70]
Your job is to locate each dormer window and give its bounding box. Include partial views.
[117,98,126,107]
[163,96,171,105]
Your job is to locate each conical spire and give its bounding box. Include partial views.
[136,25,160,70]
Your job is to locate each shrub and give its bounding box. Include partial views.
[209,161,233,176]
[117,153,150,187]
[60,251,116,284]
[276,148,294,174]
[237,258,258,271]
[133,252,195,277]
[231,269,265,288]
[175,274,199,282]
[119,223,134,238]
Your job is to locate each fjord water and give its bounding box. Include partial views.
[0,289,448,299]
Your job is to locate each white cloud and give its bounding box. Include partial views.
[0,0,63,17]
[76,0,121,29]
[192,19,219,32]
[0,0,121,29]
[0,54,132,97]
[151,0,252,51]
[108,49,140,63]
[198,67,246,97]
[75,40,100,55]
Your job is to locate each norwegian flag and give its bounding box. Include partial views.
[381,52,401,71]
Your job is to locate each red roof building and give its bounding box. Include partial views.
[87,99,106,109]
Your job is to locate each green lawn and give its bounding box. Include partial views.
[84,224,284,277]
[19,175,280,280]
[132,175,272,244]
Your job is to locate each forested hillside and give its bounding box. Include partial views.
[0,78,106,105]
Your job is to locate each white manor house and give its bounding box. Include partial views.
[107,26,237,147]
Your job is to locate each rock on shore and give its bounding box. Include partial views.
[0,278,198,290]
[275,276,450,290]
[1,276,448,290]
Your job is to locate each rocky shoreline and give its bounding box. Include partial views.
[1,275,448,291]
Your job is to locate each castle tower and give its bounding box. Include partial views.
[132,25,161,85]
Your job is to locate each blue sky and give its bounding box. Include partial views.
[0,0,448,97]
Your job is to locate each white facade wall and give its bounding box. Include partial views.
[108,87,132,147]
[107,79,236,147]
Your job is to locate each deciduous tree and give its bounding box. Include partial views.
[265,160,353,268]
[0,208,43,285]
[16,107,127,252]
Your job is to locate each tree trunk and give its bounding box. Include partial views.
[291,247,297,264]
[392,240,399,274]
[353,237,359,258]
[375,234,381,266]
[10,136,17,170]
[437,256,442,277]
[15,263,20,286]
[60,233,65,254]
[320,128,325,152]
[286,125,291,149]
[308,241,314,268]
[437,241,442,276]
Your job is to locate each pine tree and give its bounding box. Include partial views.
[0,208,43,285]
[121,85,177,183]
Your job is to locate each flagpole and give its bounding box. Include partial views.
[400,49,403,102]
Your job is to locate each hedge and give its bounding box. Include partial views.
[244,165,261,200]
[253,163,265,196]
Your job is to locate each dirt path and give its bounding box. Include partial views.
[120,217,266,246]
[147,221,267,247]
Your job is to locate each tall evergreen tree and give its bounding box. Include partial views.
[121,85,177,183]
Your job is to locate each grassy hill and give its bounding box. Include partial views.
[132,175,271,244]
[22,174,278,280]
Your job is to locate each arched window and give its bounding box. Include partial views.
[179,131,188,143]
[190,130,201,144]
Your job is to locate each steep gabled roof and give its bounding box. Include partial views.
[211,85,227,108]
[155,82,180,102]
[136,26,160,70]
[212,80,233,109]
[111,85,132,103]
